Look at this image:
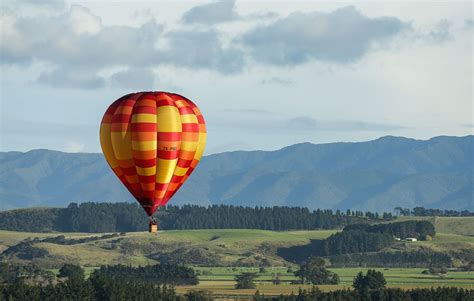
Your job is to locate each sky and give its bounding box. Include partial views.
[0,0,472,155]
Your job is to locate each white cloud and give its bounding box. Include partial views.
[261,77,295,86]
[425,19,453,42]
[286,117,405,132]
[182,0,239,25]
[160,29,244,74]
[110,67,156,90]
[240,6,409,65]
[0,1,471,154]
[0,4,243,88]
[69,5,102,35]
[0,2,461,90]
[37,67,106,89]
[64,141,85,153]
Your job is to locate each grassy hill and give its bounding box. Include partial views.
[434,217,474,236]
[1,218,473,297]
[1,217,473,269]
[0,229,337,268]
[396,216,474,236]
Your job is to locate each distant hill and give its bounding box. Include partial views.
[1,135,473,211]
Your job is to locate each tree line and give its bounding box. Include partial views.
[278,231,395,261]
[278,220,437,263]
[0,262,200,300]
[0,202,396,233]
[2,261,472,301]
[330,250,453,268]
[91,264,198,285]
[343,220,435,240]
[395,206,473,217]
[254,287,473,301]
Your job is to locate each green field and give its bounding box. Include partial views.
[174,267,474,297]
[397,216,474,236]
[1,217,473,296]
[1,218,473,269]
[0,229,338,267]
[44,265,474,297]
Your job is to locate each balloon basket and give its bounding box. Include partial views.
[149,221,158,233]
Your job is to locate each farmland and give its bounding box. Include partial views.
[43,266,474,297]
[1,216,473,297]
[0,229,339,268]
[175,267,474,297]
[1,218,474,268]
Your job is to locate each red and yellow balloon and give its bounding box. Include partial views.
[100,92,206,216]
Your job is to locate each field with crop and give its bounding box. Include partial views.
[176,267,474,297]
[45,265,473,297]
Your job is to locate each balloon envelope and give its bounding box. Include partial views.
[100,92,206,216]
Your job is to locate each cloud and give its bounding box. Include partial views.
[0,5,162,68]
[227,109,274,115]
[286,117,318,130]
[460,123,474,128]
[426,19,453,42]
[213,114,405,133]
[286,117,405,132]
[261,77,295,86]
[247,11,279,20]
[69,4,102,34]
[160,29,244,74]
[0,4,243,88]
[0,2,454,90]
[110,67,156,90]
[1,0,65,11]
[37,67,106,89]
[464,18,474,30]
[206,141,251,154]
[21,0,64,8]
[240,6,407,66]
[182,0,239,25]
[64,141,85,152]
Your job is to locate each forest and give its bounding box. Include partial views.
[396,207,473,217]
[0,202,395,233]
[343,220,435,240]
[330,250,453,268]
[1,204,469,234]
[1,261,472,301]
[0,262,198,300]
[254,287,473,301]
[278,220,436,263]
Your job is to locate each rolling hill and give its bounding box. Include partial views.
[1,135,473,211]
[1,216,473,269]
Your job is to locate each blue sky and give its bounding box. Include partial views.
[0,0,472,154]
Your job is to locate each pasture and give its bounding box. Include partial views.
[176,266,474,297]
[1,216,473,298]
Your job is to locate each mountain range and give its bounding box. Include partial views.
[1,135,472,212]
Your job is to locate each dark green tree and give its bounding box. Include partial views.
[0,262,9,283]
[272,273,281,285]
[58,264,85,283]
[235,272,257,289]
[353,272,366,293]
[185,290,213,301]
[294,257,339,285]
[353,269,386,293]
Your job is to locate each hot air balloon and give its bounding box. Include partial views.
[100,92,206,232]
